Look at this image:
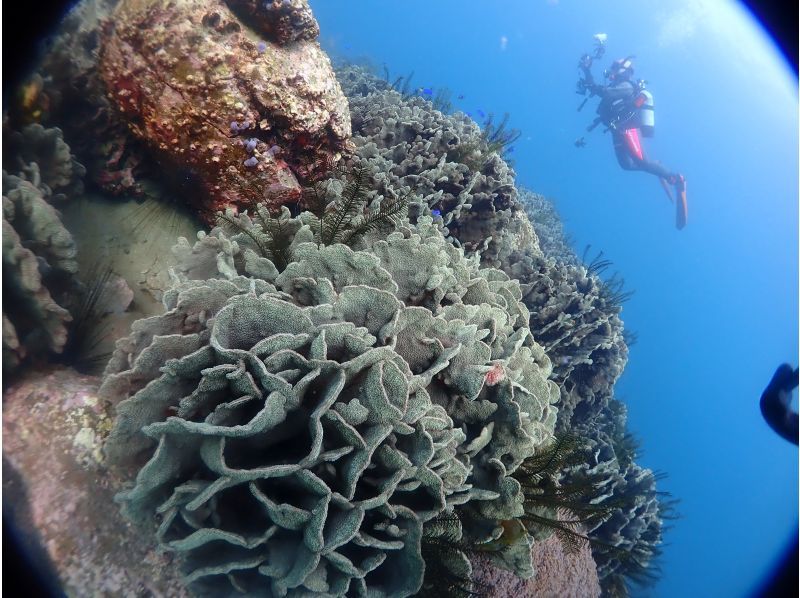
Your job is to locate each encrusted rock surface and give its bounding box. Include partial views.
[29,0,149,197]
[471,530,602,597]
[2,367,189,597]
[99,0,352,219]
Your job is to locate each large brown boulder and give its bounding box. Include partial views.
[98,0,352,219]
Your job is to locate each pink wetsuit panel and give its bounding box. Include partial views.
[623,128,643,161]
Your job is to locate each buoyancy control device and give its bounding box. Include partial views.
[593,80,655,136]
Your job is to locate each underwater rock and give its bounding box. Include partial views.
[470,529,601,597]
[22,0,150,198]
[99,212,558,594]
[98,0,352,219]
[97,272,135,315]
[2,367,189,596]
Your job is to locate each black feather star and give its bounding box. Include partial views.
[213,162,408,272]
[512,433,620,555]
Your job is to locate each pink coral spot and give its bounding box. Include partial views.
[485,364,505,386]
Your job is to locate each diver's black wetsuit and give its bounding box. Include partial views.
[760,364,799,445]
[591,80,677,179]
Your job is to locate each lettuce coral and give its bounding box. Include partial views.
[2,124,84,374]
[332,68,629,426]
[506,247,628,432]
[517,188,578,267]
[337,64,535,269]
[567,400,672,597]
[101,212,559,595]
[3,124,86,199]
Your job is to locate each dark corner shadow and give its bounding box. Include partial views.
[743,0,799,76]
[751,530,799,598]
[2,455,66,597]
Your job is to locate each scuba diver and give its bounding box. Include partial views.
[576,34,688,230]
[760,363,799,445]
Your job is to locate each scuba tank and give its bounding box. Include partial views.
[633,86,655,137]
[601,81,655,135]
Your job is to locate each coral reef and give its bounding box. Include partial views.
[331,68,629,426]
[511,186,669,595]
[3,124,86,200]
[518,188,578,267]
[2,25,672,593]
[98,0,352,219]
[1,364,599,597]
[2,124,85,374]
[565,400,673,597]
[100,212,559,594]
[332,64,673,595]
[336,64,535,269]
[506,248,629,432]
[332,69,629,429]
[335,62,391,99]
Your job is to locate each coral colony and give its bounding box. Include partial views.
[2,0,673,596]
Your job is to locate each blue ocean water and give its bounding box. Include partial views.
[315,1,798,596]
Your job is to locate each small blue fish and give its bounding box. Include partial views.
[257,41,267,53]
[476,109,486,118]
[244,156,259,168]
[246,138,258,153]
[457,94,465,100]
[466,111,473,117]
[431,209,441,217]
[422,88,433,96]
[506,146,515,153]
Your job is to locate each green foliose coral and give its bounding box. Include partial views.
[2,124,84,374]
[101,212,559,596]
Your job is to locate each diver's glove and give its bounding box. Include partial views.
[760,364,799,445]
